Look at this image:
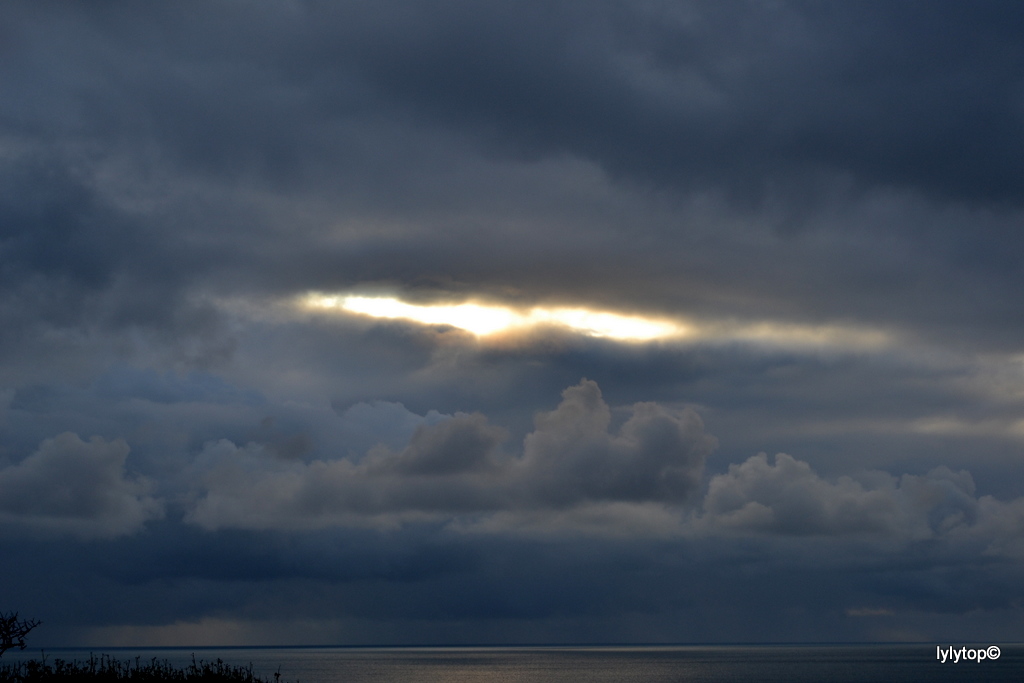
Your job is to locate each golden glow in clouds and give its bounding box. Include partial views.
[300,292,893,351]
[305,294,684,341]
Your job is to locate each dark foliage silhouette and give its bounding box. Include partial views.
[0,614,40,659]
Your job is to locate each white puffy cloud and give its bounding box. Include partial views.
[186,380,715,531]
[0,432,163,539]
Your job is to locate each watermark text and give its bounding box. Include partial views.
[936,645,1000,663]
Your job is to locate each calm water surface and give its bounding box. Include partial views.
[12,645,1022,683]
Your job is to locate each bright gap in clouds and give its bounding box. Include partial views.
[304,294,686,341]
[299,293,894,350]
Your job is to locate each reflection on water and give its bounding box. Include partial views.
[8,645,1021,683]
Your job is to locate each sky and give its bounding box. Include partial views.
[2,0,1024,647]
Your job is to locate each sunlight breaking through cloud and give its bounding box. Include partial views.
[299,293,894,351]
[304,294,685,341]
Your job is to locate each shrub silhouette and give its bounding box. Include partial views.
[0,616,290,681]
[0,653,289,682]
[0,614,40,659]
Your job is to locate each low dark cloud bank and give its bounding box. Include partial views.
[2,0,1024,645]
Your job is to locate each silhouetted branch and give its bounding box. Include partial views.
[0,612,40,658]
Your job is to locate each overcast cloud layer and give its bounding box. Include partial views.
[3,1,1024,646]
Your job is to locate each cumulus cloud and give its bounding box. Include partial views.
[697,452,1023,550]
[0,432,163,539]
[186,380,715,531]
[185,412,509,531]
[517,380,715,506]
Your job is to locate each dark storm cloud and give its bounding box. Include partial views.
[318,0,1024,205]
[3,0,1024,648]
[8,516,1024,645]
[4,0,1024,349]
[0,155,238,388]
[13,0,1019,205]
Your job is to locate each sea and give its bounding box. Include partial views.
[6,644,1021,682]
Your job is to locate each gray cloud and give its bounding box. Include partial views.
[3,0,1024,359]
[698,451,1024,558]
[2,0,1024,647]
[0,432,162,539]
[517,380,714,505]
[700,453,960,537]
[89,0,1008,208]
[186,380,714,530]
